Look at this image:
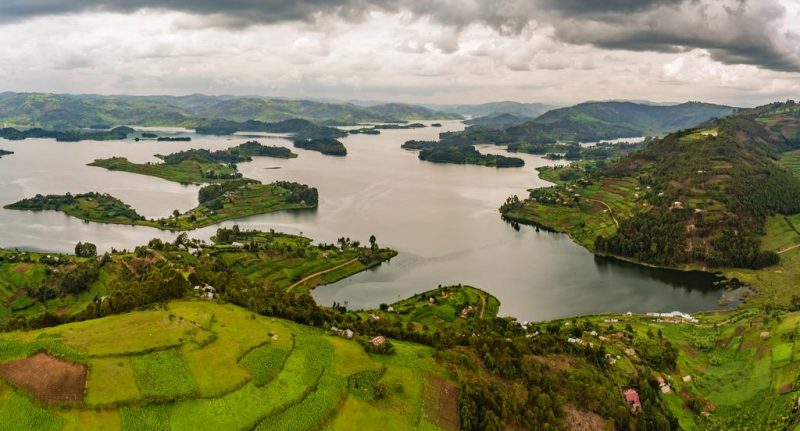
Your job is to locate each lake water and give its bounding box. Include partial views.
[0,122,723,321]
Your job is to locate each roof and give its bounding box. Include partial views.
[369,335,386,346]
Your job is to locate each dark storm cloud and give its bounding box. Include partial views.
[0,0,797,72]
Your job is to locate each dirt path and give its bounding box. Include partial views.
[478,292,487,319]
[778,243,800,254]
[285,257,360,293]
[584,198,619,229]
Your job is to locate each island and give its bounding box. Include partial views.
[294,137,348,156]
[0,126,134,142]
[403,139,524,168]
[0,149,13,159]
[89,141,296,184]
[4,180,318,231]
[194,118,347,140]
[157,136,191,142]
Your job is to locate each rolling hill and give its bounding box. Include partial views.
[502,100,800,272]
[0,92,459,129]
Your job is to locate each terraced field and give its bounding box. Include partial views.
[0,301,454,430]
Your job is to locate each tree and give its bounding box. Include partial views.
[369,235,377,251]
[74,242,97,258]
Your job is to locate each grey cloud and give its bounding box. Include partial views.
[0,0,798,72]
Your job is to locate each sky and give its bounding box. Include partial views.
[0,0,798,106]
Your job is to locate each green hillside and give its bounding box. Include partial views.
[0,93,458,129]
[502,101,800,302]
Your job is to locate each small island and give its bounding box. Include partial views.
[0,126,134,142]
[157,136,191,142]
[403,139,524,168]
[372,123,426,130]
[89,141,296,184]
[0,149,13,158]
[5,180,318,231]
[294,137,347,156]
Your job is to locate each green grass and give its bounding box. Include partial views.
[0,384,62,431]
[85,357,140,406]
[5,183,315,231]
[89,157,239,185]
[130,349,198,400]
[0,301,444,431]
[360,285,500,331]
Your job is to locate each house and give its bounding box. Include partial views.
[682,375,692,383]
[369,313,380,321]
[369,336,386,347]
[623,389,641,413]
[657,376,671,393]
[344,329,354,339]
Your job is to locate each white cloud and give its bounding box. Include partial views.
[0,4,796,106]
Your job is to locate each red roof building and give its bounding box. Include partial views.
[623,389,641,413]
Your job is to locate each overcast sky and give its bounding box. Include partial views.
[0,0,798,106]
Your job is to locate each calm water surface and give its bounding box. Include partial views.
[0,122,723,321]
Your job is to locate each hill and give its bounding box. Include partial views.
[462,112,531,129]
[501,101,800,283]
[428,101,555,118]
[0,92,192,129]
[0,93,458,129]
[533,101,737,137]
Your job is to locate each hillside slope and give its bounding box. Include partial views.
[0,92,458,129]
[502,101,800,271]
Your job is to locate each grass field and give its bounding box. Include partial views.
[358,285,500,330]
[0,301,454,431]
[88,157,240,185]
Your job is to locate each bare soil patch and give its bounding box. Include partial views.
[424,374,460,431]
[565,404,612,431]
[680,344,698,359]
[532,354,575,372]
[12,263,32,275]
[3,289,25,307]
[0,352,87,404]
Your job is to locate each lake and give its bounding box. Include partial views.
[0,121,723,321]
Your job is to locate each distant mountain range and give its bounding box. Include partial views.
[458,101,737,144]
[0,92,460,129]
[426,101,556,119]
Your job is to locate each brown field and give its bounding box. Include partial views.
[424,374,460,431]
[0,352,87,404]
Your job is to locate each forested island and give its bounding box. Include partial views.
[402,139,524,168]
[5,180,318,231]
[294,137,348,156]
[0,149,13,158]
[194,118,347,141]
[156,136,191,142]
[0,126,134,142]
[89,141,296,184]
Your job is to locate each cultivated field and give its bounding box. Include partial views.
[0,301,455,430]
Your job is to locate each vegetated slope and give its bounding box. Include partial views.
[430,101,555,118]
[0,92,192,129]
[533,101,736,136]
[502,101,800,270]
[0,92,458,129]
[463,112,531,129]
[365,103,460,121]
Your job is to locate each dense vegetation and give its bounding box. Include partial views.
[89,141,296,184]
[443,102,734,150]
[194,118,347,140]
[0,92,459,129]
[4,216,800,430]
[0,149,13,158]
[5,180,318,231]
[294,138,348,156]
[502,101,800,271]
[0,126,133,142]
[404,139,524,168]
